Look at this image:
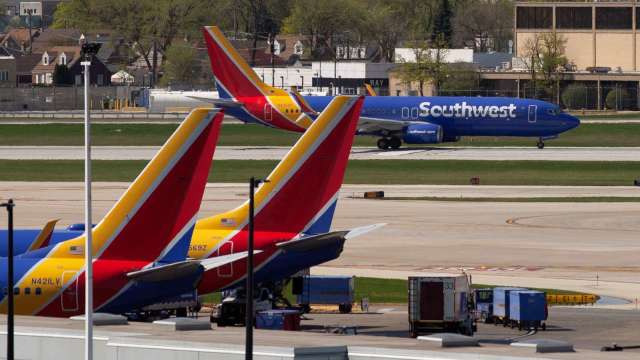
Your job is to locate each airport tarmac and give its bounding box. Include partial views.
[1,306,639,359]
[1,182,639,306]
[2,145,640,161]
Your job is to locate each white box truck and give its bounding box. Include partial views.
[408,274,475,337]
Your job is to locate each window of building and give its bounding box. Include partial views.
[42,52,49,65]
[59,53,67,66]
[516,7,552,29]
[556,7,592,29]
[0,71,9,81]
[596,7,632,30]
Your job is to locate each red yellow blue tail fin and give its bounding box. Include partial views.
[89,108,223,262]
[196,96,363,243]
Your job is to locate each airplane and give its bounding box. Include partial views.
[199,25,580,150]
[0,96,383,306]
[187,96,383,295]
[0,108,236,316]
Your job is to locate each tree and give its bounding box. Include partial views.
[440,63,478,95]
[452,0,513,52]
[521,32,568,101]
[53,0,215,87]
[282,0,364,57]
[432,0,453,46]
[362,0,410,63]
[160,42,200,87]
[393,34,449,96]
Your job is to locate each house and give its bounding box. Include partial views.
[31,45,112,86]
[0,54,16,88]
[15,54,41,86]
[1,28,36,53]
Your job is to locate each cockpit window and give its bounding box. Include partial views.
[546,107,559,116]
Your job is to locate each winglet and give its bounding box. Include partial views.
[364,83,377,96]
[27,219,60,252]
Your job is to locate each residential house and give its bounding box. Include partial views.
[32,45,112,86]
[0,54,16,88]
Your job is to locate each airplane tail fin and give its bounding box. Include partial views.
[364,83,377,96]
[203,26,275,102]
[87,108,223,263]
[196,96,363,242]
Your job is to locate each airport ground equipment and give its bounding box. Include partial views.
[293,275,354,313]
[211,287,273,327]
[507,291,547,331]
[255,309,301,330]
[408,275,475,338]
[474,288,494,323]
[492,287,527,325]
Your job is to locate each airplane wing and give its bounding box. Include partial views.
[186,96,245,108]
[276,224,386,252]
[127,250,264,282]
[28,218,60,252]
[358,116,417,133]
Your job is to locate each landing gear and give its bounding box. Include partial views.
[377,137,402,150]
[536,138,545,149]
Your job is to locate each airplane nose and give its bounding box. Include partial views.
[561,113,580,131]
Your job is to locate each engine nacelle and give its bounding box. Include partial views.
[402,123,443,144]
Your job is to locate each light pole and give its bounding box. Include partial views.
[300,76,304,91]
[1,199,14,360]
[80,42,100,360]
[280,76,284,89]
[246,177,268,360]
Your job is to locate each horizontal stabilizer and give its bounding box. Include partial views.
[127,261,203,283]
[186,96,244,108]
[199,250,263,271]
[28,218,60,252]
[277,224,384,252]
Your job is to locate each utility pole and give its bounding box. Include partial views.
[1,199,15,360]
[27,9,33,54]
[246,177,269,360]
[80,41,101,360]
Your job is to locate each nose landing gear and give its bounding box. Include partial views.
[377,137,402,150]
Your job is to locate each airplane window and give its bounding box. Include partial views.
[13,287,19,295]
[35,287,42,295]
[24,287,31,295]
[547,108,559,115]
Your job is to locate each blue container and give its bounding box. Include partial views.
[492,287,526,318]
[255,310,301,330]
[509,291,547,321]
[296,275,354,305]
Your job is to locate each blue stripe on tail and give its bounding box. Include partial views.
[156,225,195,265]
[304,199,338,235]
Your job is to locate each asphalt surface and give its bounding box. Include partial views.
[3,145,640,161]
[2,182,640,306]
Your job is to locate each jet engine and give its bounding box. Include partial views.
[402,123,443,144]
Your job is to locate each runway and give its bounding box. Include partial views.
[3,145,640,161]
[2,182,639,305]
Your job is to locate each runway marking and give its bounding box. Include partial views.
[506,212,640,233]
[422,266,544,272]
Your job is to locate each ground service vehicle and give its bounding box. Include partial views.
[293,275,354,313]
[507,290,548,331]
[474,288,494,323]
[408,275,475,337]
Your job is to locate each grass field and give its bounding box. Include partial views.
[199,277,586,305]
[2,159,640,185]
[1,122,640,147]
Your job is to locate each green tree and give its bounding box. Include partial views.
[160,42,200,87]
[53,0,214,87]
[393,34,449,96]
[432,0,453,46]
[362,0,410,63]
[522,32,568,101]
[440,63,478,94]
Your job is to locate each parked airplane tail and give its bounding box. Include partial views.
[196,96,363,243]
[90,108,224,263]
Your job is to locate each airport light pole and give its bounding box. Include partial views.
[81,42,100,360]
[246,177,268,360]
[1,199,14,360]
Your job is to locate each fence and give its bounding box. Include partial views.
[0,86,138,111]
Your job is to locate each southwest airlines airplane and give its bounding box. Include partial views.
[0,108,249,316]
[200,26,580,150]
[1,97,381,303]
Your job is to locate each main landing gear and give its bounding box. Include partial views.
[536,138,545,149]
[377,137,401,150]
